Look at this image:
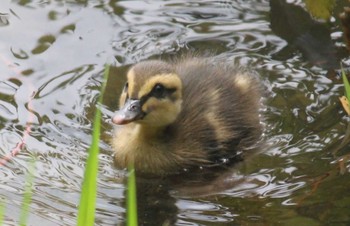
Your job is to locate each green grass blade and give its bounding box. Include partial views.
[341,65,350,101]
[0,200,4,226]
[127,163,138,226]
[19,160,35,226]
[77,64,110,226]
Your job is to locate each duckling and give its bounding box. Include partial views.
[111,57,262,175]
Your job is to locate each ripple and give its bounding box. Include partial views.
[0,100,17,121]
[177,199,235,223]
[31,34,56,55]
[110,0,273,64]
[261,181,306,199]
[0,12,9,26]
[10,47,29,59]
[0,80,21,122]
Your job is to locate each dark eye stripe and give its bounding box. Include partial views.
[120,82,129,106]
[139,85,177,106]
[123,82,128,92]
[151,84,166,99]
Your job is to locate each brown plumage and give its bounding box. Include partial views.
[111,57,262,175]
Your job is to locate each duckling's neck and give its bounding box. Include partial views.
[135,124,169,140]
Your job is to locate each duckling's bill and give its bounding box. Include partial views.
[112,99,145,125]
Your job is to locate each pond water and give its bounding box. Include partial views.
[1,0,350,225]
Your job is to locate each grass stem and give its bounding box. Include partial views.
[127,163,138,226]
[77,65,109,226]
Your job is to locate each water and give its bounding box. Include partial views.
[1,0,350,225]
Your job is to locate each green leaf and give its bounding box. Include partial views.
[0,200,4,226]
[341,65,350,102]
[304,0,335,21]
[77,64,110,226]
[127,163,138,226]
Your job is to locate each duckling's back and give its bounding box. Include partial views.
[169,58,262,167]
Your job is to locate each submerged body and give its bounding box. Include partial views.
[112,57,262,175]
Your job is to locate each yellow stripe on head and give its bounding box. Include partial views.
[127,68,136,98]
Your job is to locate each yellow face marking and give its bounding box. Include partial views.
[137,74,182,126]
[138,73,182,99]
[140,96,182,126]
[120,71,182,126]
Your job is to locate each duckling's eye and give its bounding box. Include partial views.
[151,84,166,99]
[123,82,129,92]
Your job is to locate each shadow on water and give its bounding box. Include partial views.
[121,162,261,225]
[270,0,338,70]
[116,149,315,226]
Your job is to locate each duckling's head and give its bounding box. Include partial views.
[113,60,183,127]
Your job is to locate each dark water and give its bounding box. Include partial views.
[1,0,350,225]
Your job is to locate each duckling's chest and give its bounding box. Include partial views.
[112,125,173,164]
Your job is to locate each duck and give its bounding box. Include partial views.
[111,56,263,175]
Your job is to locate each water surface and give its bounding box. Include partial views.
[1,0,350,225]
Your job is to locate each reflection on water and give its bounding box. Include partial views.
[1,0,350,225]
